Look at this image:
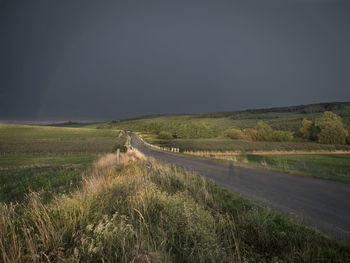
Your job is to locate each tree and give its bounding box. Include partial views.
[255,121,273,141]
[299,118,312,139]
[243,128,258,141]
[315,111,348,144]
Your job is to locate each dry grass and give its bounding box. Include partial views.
[0,149,145,263]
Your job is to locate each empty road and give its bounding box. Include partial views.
[130,133,350,242]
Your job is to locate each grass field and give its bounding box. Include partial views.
[0,124,120,153]
[0,124,123,202]
[196,153,350,183]
[1,151,349,262]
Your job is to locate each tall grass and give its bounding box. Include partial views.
[1,150,349,262]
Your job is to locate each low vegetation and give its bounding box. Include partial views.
[0,124,120,153]
[1,151,349,262]
[191,153,350,183]
[0,153,97,203]
[158,131,173,139]
[0,124,124,203]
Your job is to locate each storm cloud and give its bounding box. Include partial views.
[1,0,350,121]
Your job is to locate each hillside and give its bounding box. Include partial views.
[99,102,350,138]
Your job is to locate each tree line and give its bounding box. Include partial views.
[223,111,349,145]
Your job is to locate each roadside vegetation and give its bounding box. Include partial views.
[0,124,124,203]
[1,150,349,262]
[150,138,350,152]
[190,153,350,183]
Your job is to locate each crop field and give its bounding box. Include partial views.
[1,151,349,262]
[0,124,122,202]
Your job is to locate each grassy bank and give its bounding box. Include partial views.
[1,150,349,262]
[0,124,124,202]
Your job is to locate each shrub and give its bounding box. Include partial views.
[243,128,258,141]
[158,131,173,140]
[250,121,294,142]
[255,121,274,141]
[271,130,294,142]
[223,128,247,140]
[315,111,348,144]
[299,118,313,139]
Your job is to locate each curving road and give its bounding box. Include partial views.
[130,133,350,242]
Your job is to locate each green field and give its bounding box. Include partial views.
[1,153,349,262]
[0,124,120,153]
[0,124,123,202]
[200,153,350,183]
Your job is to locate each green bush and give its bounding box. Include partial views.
[255,121,274,141]
[158,131,173,139]
[243,128,258,141]
[247,121,294,142]
[299,118,313,139]
[271,130,294,142]
[315,111,348,144]
[223,128,247,140]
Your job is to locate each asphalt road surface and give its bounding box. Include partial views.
[130,133,350,242]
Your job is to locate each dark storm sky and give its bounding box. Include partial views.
[1,0,350,121]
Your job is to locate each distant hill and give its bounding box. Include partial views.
[99,102,350,138]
